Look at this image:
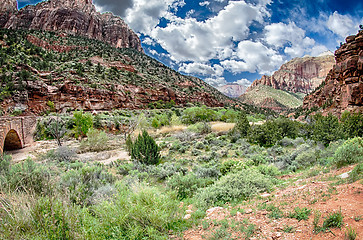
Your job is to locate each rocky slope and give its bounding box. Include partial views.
[0,29,237,115]
[303,30,363,115]
[246,53,335,94]
[217,83,249,98]
[0,0,142,51]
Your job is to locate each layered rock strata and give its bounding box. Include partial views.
[0,0,142,51]
[247,54,335,94]
[303,30,363,115]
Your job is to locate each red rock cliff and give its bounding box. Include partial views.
[247,54,335,94]
[0,0,143,52]
[303,30,363,115]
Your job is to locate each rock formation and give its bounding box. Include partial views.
[0,0,143,51]
[217,83,249,98]
[246,54,335,94]
[303,30,363,115]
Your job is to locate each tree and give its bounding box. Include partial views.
[232,111,250,137]
[311,113,343,146]
[131,130,160,165]
[73,110,93,139]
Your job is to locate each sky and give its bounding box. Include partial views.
[18,0,363,88]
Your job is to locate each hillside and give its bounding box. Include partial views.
[0,0,142,51]
[303,30,363,116]
[0,29,237,115]
[239,85,304,111]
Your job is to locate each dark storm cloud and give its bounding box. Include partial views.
[93,0,134,17]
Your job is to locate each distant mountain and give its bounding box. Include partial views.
[0,0,142,51]
[303,30,363,116]
[217,82,250,98]
[246,54,335,94]
[239,85,304,112]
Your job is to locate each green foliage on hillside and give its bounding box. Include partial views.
[240,85,304,109]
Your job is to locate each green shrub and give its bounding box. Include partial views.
[341,111,363,138]
[196,168,273,207]
[311,113,344,146]
[91,183,185,239]
[348,163,363,183]
[288,207,311,221]
[31,196,84,239]
[80,128,109,152]
[149,162,187,180]
[230,111,250,137]
[167,173,214,200]
[187,122,212,134]
[181,105,217,124]
[256,164,280,177]
[73,110,93,138]
[4,159,51,194]
[131,130,160,165]
[334,137,363,168]
[323,209,343,229]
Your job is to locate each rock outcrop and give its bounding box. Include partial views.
[303,30,363,115]
[247,54,335,94]
[0,0,143,51]
[0,0,17,27]
[217,83,249,98]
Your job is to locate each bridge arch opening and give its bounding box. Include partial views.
[3,129,23,151]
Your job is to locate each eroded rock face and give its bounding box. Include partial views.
[303,30,363,116]
[0,0,17,27]
[247,54,335,94]
[1,0,142,51]
[217,83,249,98]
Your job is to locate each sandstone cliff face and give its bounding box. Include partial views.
[0,0,142,51]
[0,0,17,27]
[247,54,335,94]
[217,84,249,98]
[303,30,363,115]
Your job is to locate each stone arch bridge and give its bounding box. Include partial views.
[0,116,37,154]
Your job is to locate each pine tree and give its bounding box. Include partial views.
[232,111,250,137]
[131,130,160,165]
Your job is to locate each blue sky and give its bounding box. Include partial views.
[18,0,363,87]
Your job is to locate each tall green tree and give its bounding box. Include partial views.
[131,130,160,165]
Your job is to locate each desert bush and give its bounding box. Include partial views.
[53,146,76,162]
[334,137,363,168]
[196,168,274,207]
[73,110,93,138]
[149,162,187,180]
[59,164,115,206]
[131,130,160,165]
[80,128,109,152]
[3,159,52,194]
[194,163,221,179]
[256,164,280,177]
[167,173,214,199]
[187,122,212,135]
